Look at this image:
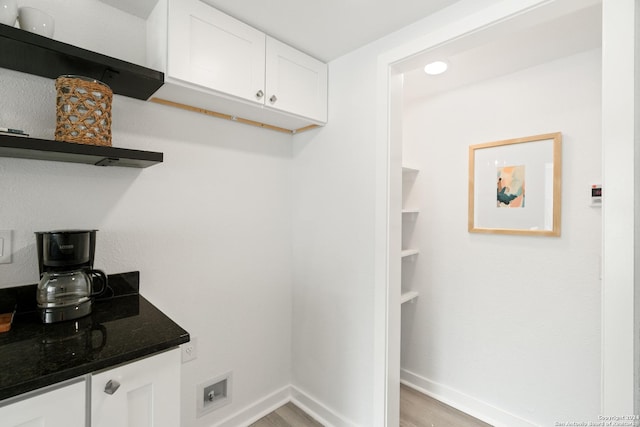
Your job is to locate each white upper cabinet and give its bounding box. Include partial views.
[148,0,328,132]
[265,36,328,123]
[167,0,266,104]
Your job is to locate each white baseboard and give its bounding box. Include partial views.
[211,374,526,427]
[211,385,291,427]
[400,369,538,427]
[290,385,360,427]
[209,384,358,427]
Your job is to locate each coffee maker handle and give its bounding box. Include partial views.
[90,270,108,297]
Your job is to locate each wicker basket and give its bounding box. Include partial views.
[55,75,113,146]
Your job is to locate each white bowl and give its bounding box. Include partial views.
[18,7,54,37]
[0,0,18,26]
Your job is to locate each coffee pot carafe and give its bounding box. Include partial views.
[35,230,107,323]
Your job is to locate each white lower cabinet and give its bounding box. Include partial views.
[91,348,181,427]
[0,348,180,427]
[0,380,86,427]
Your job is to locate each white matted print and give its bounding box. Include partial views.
[468,132,562,236]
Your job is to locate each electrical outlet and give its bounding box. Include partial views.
[181,337,197,363]
[0,230,12,264]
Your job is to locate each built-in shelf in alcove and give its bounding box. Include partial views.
[400,291,419,304]
[401,249,419,258]
[402,166,419,174]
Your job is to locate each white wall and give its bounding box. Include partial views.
[401,49,602,425]
[0,3,293,426]
[601,0,637,414]
[289,1,612,426]
[289,2,517,426]
[290,48,379,426]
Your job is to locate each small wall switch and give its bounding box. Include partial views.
[0,230,12,264]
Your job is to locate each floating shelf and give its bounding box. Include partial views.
[0,23,163,100]
[0,134,163,168]
[402,166,419,174]
[401,249,420,258]
[402,208,420,214]
[401,291,419,304]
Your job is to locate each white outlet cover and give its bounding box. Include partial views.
[0,230,12,264]
[181,337,197,363]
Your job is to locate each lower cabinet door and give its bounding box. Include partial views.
[0,380,85,427]
[91,348,181,427]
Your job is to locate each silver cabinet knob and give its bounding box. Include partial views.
[104,379,121,395]
[256,90,264,100]
[269,95,277,104]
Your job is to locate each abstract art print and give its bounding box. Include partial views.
[468,132,562,236]
[497,165,525,208]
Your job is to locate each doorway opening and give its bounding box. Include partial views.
[377,1,607,425]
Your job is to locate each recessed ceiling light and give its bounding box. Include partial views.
[424,61,448,75]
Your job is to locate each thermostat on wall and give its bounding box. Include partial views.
[591,184,602,207]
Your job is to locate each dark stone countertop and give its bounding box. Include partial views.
[0,272,190,401]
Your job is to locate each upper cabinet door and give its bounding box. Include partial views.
[265,37,328,123]
[167,0,266,104]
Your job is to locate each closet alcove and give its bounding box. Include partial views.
[394,2,603,425]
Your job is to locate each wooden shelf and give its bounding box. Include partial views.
[0,23,163,100]
[0,134,163,168]
[401,291,419,304]
[401,249,420,258]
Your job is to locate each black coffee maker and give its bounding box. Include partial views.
[35,230,107,323]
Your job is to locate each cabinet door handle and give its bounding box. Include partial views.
[256,90,264,100]
[104,379,121,395]
[269,95,277,104]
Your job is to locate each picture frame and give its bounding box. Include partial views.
[468,132,562,236]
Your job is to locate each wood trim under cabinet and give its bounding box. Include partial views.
[149,98,320,135]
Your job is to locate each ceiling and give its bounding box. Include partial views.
[99,0,602,101]
[401,1,602,103]
[199,0,462,61]
[99,0,461,62]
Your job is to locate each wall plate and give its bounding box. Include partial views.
[0,230,12,264]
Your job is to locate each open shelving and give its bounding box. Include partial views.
[0,23,163,100]
[400,291,419,305]
[401,249,420,258]
[0,23,166,168]
[401,165,420,305]
[402,166,419,174]
[0,134,163,168]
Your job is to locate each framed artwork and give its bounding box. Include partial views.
[468,132,562,236]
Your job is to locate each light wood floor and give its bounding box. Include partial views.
[249,402,323,427]
[400,384,493,427]
[250,386,492,427]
